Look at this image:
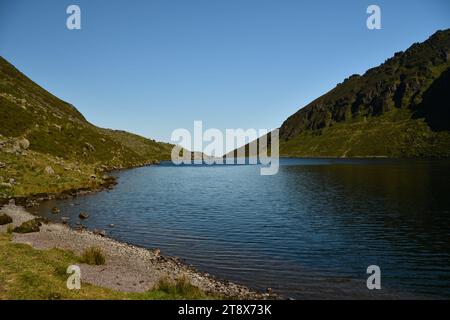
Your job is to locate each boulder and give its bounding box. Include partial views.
[13,218,44,233]
[7,143,20,154]
[75,225,86,232]
[51,207,60,214]
[84,142,96,152]
[79,212,89,220]
[44,166,55,175]
[61,217,70,224]
[17,138,30,150]
[93,229,106,237]
[25,199,38,208]
[0,162,5,169]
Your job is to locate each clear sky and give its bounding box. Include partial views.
[0,0,449,148]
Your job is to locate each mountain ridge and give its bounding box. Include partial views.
[229,29,450,159]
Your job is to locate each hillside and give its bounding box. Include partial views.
[230,29,450,159]
[0,57,173,199]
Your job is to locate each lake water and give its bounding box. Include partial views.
[35,159,450,299]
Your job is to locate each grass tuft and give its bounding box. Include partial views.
[0,213,13,225]
[80,247,106,265]
[12,218,42,233]
[156,276,205,299]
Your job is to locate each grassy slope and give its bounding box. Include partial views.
[280,109,450,158]
[0,57,173,198]
[0,150,98,198]
[0,233,211,300]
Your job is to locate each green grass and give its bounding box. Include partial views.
[156,277,206,299]
[280,109,450,158]
[12,218,44,234]
[0,213,12,225]
[80,247,106,266]
[0,233,214,300]
[0,149,100,198]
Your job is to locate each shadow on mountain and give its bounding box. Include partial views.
[412,67,450,131]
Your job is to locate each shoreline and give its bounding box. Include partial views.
[2,162,279,299]
[0,168,120,208]
[0,204,278,300]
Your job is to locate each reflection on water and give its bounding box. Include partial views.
[35,159,450,299]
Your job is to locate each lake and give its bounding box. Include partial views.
[35,158,450,299]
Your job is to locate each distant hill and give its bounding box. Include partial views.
[230,29,450,158]
[0,56,173,198]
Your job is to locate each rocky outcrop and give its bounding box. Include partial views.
[280,29,450,141]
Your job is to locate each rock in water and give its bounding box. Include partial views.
[93,229,106,237]
[79,212,89,220]
[61,217,70,224]
[75,225,86,232]
[52,207,60,214]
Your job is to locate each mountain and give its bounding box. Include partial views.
[230,29,450,159]
[0,57,173,199]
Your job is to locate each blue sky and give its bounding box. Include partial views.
[0,0,449,147]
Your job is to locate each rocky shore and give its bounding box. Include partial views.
[0,174,118,208]
[0,204,278,300]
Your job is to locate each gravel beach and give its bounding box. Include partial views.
[0,204,276,299]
